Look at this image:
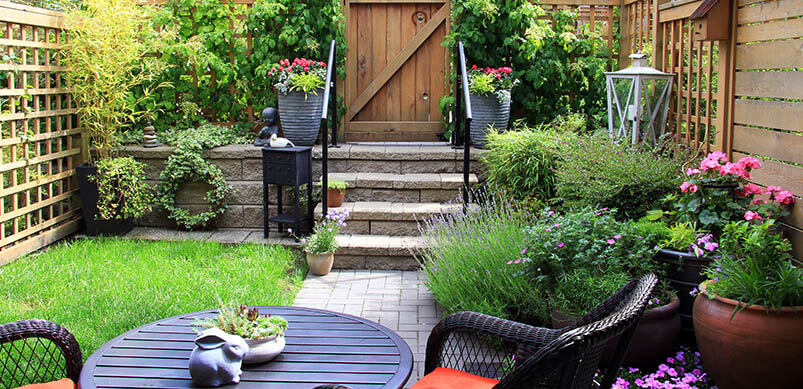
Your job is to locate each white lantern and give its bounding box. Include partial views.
[605,53,674,145]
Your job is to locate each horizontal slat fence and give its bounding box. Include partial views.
[0,0,83,264]
[730,0,803,258]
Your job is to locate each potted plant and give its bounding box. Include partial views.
[518,207,679,365]
[62,0,166,235]
[302,209,348,276]
[693,220,803,389]
[466,65,518,148]
[271,58,327,146]
[320,180,348,207]
[196,302,289,364]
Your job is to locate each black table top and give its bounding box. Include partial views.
[79,306,413,389]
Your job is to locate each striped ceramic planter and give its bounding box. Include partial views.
[468,90,511,149]
[277,88,325,146]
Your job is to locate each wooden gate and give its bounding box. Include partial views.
[344,0,448,142]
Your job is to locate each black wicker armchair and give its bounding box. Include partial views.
[0,319,82,389]
[415,273,658,389]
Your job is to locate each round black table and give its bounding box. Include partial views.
[79,306,413,389]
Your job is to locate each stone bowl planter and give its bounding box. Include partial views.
[469,91,511,149]
[306,252,334,276]
[693,281,803,389]
[277,88,325,146]
[243,335,286,365]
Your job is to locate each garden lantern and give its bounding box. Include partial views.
[605,53,674,145]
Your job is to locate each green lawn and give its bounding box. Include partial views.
[0,238,307,360]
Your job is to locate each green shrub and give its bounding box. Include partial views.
[555,136,686,220]
[482,121,577,203]
[417,191,547,324]
[92,157,153,220]
[519,207,663,319]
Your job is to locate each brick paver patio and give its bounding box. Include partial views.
[292,270,443,387]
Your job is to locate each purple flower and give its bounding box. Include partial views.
[614,234,622,239]
[553,223,561,228]
[520,248,527,255]
[607,239,616,245]
[557,242,565,248]
[689,287,698,296]
[506,260,514,265]
[545,227,552,232]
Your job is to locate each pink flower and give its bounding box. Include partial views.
[680,182,698,193]
[607,239,616,245]
[700,158,721,171]
[514,258,522,264]
[685,168,701,176]
[775,190,796,205]
[719,162,750,179]
[708,151,728,163]
[764,185,782,195]
[753,198,766,205]
[744,211,762,221]
[506,260,514,265]
[614,234,622,239]
[520,248,527,255]
[743,183,762,195]
[557,242,565,248]
[737,156,761,170]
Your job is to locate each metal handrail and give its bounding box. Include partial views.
[456,41,472,209]
[320,39,337,220]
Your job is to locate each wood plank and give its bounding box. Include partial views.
[0,190,77,224]
[0,147,81,173]
[0,218,78,265]
[399,3,417,122]
[354,4,373,121]
[385,4,401,122]
[735,71,803,100]
[370,4,388,121]
[658,0,703,22]
[429,18,446,124]
[0,5,63,29]
[787,224,803,260]
[0,64,67,72]
[348,0,446,3]
[0,38,61,49]
[347,121,442,132]
[0,87,71,97]
[0,127,82,147]
[733,99,803,133]
[346,3,447,121]
[737,0,803,25]
[414,4,432,122]
[0,208,80,247]
[732,125,803,165]
[0,108,78,122]
[737,17,803,43]
[345,0,357,126]
[734,152,803,198]
[736,39,803,70]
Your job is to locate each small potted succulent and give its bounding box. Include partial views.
[693,219,803,389]
[302,209,348,276]
[196,302,289,365]
[466,65,518,148]
[270,58,327,146]
[321,180,348,207]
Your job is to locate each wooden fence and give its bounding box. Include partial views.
[538,0,621,64]
[0,0,83,263]
[620,0,803,256]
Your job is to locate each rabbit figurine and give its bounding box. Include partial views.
[269,133,295,148]
[189,328,250,387]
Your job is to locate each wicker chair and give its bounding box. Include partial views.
[418,273,658,389]
[0,319,82,388]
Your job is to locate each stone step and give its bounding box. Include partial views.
[315,202,462,236]
[332,234,424,270]
[313,144,487,175]
[317,172,477,203]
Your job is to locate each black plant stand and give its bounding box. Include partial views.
[262,146,313,238]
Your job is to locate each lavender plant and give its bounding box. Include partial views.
[416,190,548,324]
[302,209,348,255]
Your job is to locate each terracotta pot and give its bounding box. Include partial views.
[327,188,346,207]
[306,252,334,276]
[551,294,680,366]
[693,281,803,389]
[623,294,680,365]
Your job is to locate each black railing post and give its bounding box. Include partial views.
[453,46,463,150]
[458,41,472,211]
[321,40,337,219]
[330,42,340,149]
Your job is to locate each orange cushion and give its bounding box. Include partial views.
[411,367,500,389]
[14,378,75,389]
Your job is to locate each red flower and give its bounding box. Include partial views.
[277,66,284,71]
[303,67,309,72]
[471,64,477,70]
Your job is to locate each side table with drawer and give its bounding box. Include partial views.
[261,146,313,238]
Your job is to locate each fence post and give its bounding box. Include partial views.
[618,1,631,69]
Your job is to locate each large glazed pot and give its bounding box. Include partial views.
[693,281,803,389]
[654,248,712,338]
[243,335,286,364]
[468,91,511,149]
[277,88,325,146]
[76,163,134,236]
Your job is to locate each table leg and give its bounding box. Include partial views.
[263,179,269,239]
[277,185,283,233]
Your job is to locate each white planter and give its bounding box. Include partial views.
[243,335,286,364]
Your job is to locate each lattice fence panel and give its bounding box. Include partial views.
[0,1,83,264]
[538,0,621,65]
